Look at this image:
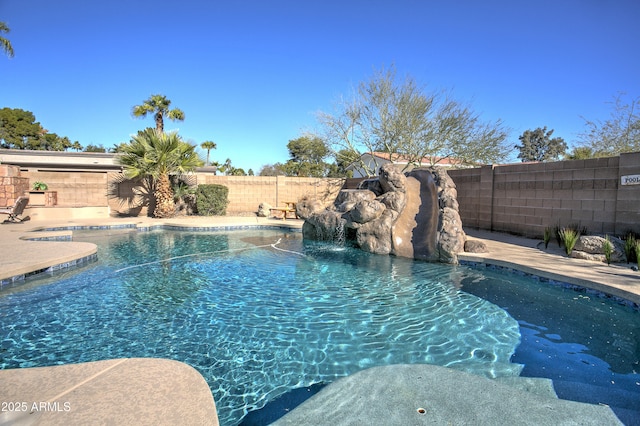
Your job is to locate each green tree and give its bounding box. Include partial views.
[83,144,107,152]
[218,158,246,176]
[40,133,72,151]
[578,93,639,157]
[1,22,14,58]
[117,128,203,218]
[317,66,510,176]
[0,108,44,149]
[515,127,567,162]
[132,94,185,134]
[200,140,217,165]
[282,135,329,177]
[334,149,359,177]
[565,146,595,160]
[71,141,83,151]
[258,163,286,176]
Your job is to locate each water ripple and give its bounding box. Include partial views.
[0,230,522,425]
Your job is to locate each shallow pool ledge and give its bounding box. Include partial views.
[273,364,622,425]
[0,358,219,425]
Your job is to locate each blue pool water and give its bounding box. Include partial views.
[1,228,639,425]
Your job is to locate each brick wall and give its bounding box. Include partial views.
[449,152,640,237]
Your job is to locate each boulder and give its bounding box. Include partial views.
[348,199,386,224]
[333,189,377,212]
[465,240,489,253]
[296,198,325,220]
[257,202,272,217]
[571,235,625,263]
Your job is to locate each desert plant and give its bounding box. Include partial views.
[553,224,563,247]
[172,180,197,215]
[559,227,580,256]
[196,184,229,216]
[623,233,637,264]
[603,235,613,266]
[32,181,48,190]
[543,227,552,249]
[568,222,589,236]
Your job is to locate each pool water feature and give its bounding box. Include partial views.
[0,229,638,425]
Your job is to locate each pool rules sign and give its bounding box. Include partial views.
[621,175,640,185]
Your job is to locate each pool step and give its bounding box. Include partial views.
[553,379,640,425]
[494,376,558,399]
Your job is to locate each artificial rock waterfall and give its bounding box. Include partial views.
[297,163,467,264]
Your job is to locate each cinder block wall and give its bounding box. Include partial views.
[21,170,109,207]
[196,175,343,213]
[449,152,640,237]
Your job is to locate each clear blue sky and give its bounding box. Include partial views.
[2,0,639,172]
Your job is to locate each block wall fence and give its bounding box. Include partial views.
[1,152,638,236]
[448,151,640,237]
[0,165,344,216]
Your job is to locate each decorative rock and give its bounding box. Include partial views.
[295,198,324,220]
[348,199,386,224]
[572,235,625,263]
[257,202,272,217]
[465,240,489,253]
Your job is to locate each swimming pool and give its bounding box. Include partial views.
[1,228,638,425]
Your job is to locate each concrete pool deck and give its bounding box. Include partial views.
[0,216,638,425]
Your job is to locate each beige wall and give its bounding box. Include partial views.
[449,152,640,237]
[21,170,109,207]
[6,150,638,236]
[195,175,343,213]
[14,169,343,217]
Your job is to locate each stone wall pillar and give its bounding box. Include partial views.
[0,165,29,208]
[479,165,495,230]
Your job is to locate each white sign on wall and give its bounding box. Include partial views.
[621,174,640,186]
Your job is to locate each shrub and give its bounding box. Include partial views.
[32,181,48,190]
[623,233,637,264]
[553,224,563,247]
[543,227,552,249]
[195,184,229,216]
[559,227,580,256]
[636,240,640,270]
[603,235,613,266]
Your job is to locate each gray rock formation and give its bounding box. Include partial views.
[571,235,626,263]
[301,163,466,264]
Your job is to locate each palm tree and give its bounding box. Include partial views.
[1,22,14,58]
[132,94,185,133]
[200,140,217,165]
[117,128,203,218]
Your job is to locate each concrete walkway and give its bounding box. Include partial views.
[1,216,638,425]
